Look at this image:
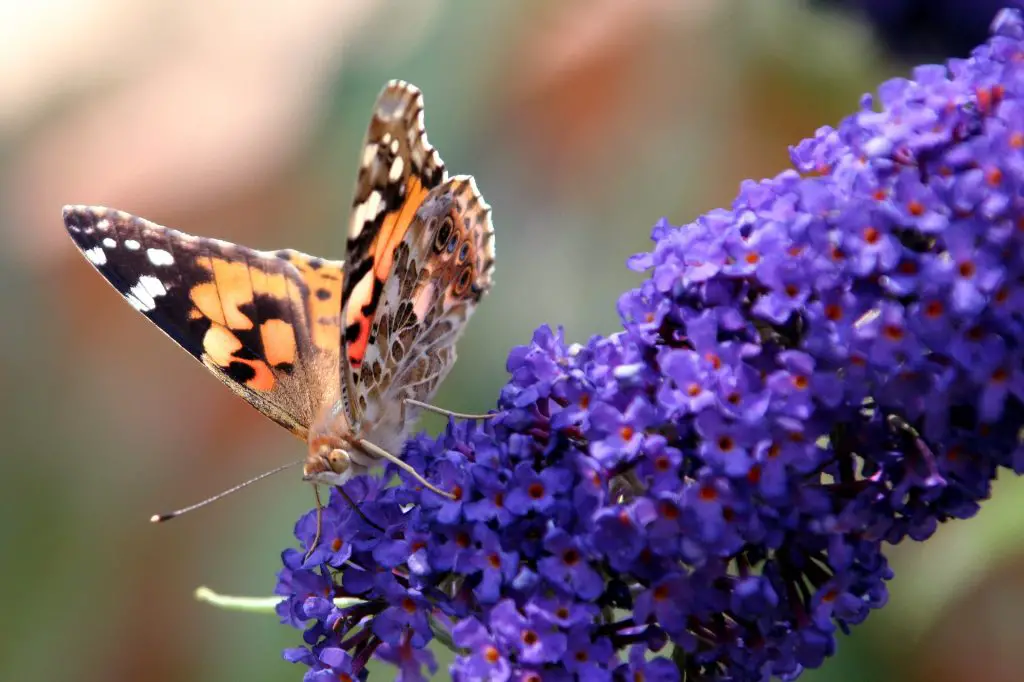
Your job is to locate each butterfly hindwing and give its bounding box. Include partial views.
[63,205,343,439]
[337,80,496,450]
[357,176,495,451]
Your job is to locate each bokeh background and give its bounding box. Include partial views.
[3,1,1024,680]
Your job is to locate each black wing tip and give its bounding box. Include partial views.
[62,203,109,216]
[62,204,91,230]
[63,205,146,243]
[62,204,116,233]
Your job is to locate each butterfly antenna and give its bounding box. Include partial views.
[150,460,304,523]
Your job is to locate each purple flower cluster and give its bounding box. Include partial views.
[276,10,1024,681]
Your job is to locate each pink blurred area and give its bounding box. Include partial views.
[2,1,1022,680]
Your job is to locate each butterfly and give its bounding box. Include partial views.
[63,79,496,508]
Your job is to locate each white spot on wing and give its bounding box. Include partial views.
[389,156,404,182]
[413,281,435,320]
[147,248,174,266]
[127,296,152,312]
[96,219,111,231]
[128,275,166,312]
[85,247,107,265]
[128,288,155,312]
[352,190,383,236]
[102,238,116,248]
[361,144,377,168]
[138,274,167,297]
[345,272,375,326]
[125,239,141,250]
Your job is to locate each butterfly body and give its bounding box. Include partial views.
[63,80,494,494]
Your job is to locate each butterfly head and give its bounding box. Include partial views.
[303,436,354,486]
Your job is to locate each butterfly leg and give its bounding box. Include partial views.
[402,397,498,421]
[356,437,457,500]
[304,485,325,562]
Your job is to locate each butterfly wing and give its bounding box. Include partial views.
[63,205,344,439]
[340,80,446,419]
[356,176,495,452]
[338,81,495,450]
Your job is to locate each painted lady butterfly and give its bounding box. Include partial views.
[63,80,495,508]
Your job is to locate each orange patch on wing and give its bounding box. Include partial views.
[256,272,290,299]
[203,322,276,392]
[290,256,344,352]
[339,177,428,368]
[261,319,297,366]
[373,176,428,279]
[191,256,293,331]
[190,282,232,327]
[207,258,255,327]
[243,360,276,391]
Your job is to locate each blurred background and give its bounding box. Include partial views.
[2,0,1024,680]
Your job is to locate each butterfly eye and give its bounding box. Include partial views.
[433,216,453,254]
[328,449,351,474]
[458,241,470,263]
[454,265,473,295]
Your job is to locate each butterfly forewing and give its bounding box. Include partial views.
[63,206,343,438]
[340,80,449,422]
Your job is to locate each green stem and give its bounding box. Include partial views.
[194,586,364,613]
